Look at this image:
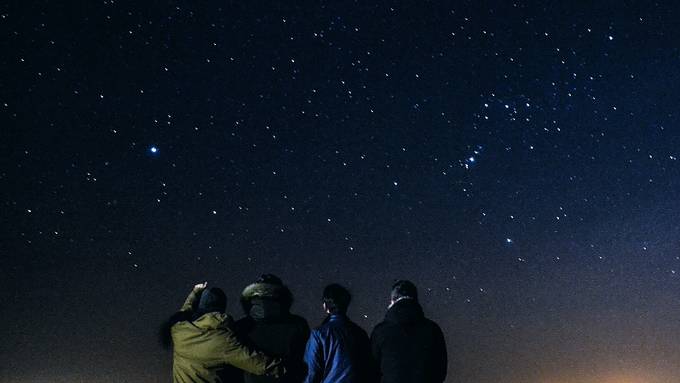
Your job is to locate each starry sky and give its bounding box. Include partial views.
[2,1,680,383]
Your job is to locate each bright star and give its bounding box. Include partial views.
[149,146,158,154]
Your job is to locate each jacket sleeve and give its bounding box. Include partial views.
[433,323,447,383]
[289,319,311,382]
[302,331,324,383]
[358,327,378,383]
[180,290,199,312]
[217,326,283,377]
[293,319,311,358]
[369,326,383,381]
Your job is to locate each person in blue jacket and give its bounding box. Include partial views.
[303,284,373,383]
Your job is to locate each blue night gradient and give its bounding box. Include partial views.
[2,2,680,383]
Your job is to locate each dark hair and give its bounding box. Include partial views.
[159,288,227,350]
[196,287,227,316]
[391,280,418,301]
[322,283,351,314]
[256,273,283,285]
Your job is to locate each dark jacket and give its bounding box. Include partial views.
[234,282,311,383]
[171,290,283,383]
[370,299,447,383]
[303,314,372,383]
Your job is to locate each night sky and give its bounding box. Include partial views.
[3,1,680,382]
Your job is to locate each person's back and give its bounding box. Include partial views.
[304,284,372,383]
[234,275,310,383]
[172,312,247,382]
[306,314,370,383]
[164,282,283,383]
[370,281,447,383]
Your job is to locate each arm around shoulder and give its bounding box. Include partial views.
[220,325,284,378]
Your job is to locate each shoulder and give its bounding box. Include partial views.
[233,316,254,333]
[311,319,337,339]
[170,318,193,335]
[212,314,237,332]
[313,320,330,333]
[352,320,369,333]
[371,320,389,335]
[370,320,395,342]
[424,317,442,329]
[345,319,369,338]
[173,313,237,340]
[288,314,310,328]
[290,313,309,324]
[234,315,250,325]
[306,326,326,346]
[423,318,445,337]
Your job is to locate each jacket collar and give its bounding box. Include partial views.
[191,312,231,330]
[385,299,424,324]
[325,313,349,323]
[388,296,414,309]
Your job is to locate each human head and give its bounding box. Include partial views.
[322,283,351,315]
[240,273,294,315]
[390,280,418,303]
[197,287,227,315]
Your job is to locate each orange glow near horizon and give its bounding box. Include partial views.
[539,371,668,383]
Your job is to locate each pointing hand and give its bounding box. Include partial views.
[193,281,208,292]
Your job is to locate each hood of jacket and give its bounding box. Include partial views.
[240,282,293,320]
[242,282,288,300]
[384,298,424,324]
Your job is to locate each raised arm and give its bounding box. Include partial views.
[180,281,207,311]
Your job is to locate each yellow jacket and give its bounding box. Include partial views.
[172,290,282,383]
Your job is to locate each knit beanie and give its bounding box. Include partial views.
[197,287,227,314]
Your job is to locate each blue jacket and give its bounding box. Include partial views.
[303,314,372,383]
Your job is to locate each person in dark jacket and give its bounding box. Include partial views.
[303,284,372,383]
[233,274,311,383]
[370,280,447,383]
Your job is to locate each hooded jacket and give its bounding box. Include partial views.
[370,299,447,383]
[171,290,283,383]
[303,314,372,383]
[234,282,310,383]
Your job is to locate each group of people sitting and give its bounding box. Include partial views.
[161,274,447,383]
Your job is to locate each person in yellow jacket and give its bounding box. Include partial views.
[162,282,285,383]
